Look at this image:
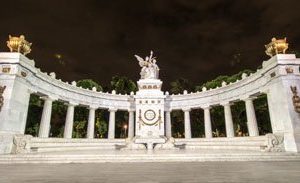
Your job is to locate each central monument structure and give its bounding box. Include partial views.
[132,51,166,149]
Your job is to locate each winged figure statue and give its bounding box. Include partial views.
[134,51,159,79]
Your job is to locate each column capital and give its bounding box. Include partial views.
[109,107,118,112]
[165,107,172,112]
[27,88,37,94]
[220,101,232,106]
[240,95,257,101]
[66,101,78,106]
[202,105,211,110]
[182,107,191,112]
[40,95,57,101]
[127,108,135,112]
[89,105,98,110]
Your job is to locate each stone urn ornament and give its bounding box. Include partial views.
[265,37,288,57]
[7,35,32,55]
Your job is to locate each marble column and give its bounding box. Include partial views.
[38,97,54,138]
[108,108,117,139]
[64,102,77,138]
[203,106,212,138]
[223,102,234,137]
[244,98,259,136]
[128,110,135,139]
[87,106,97,139]
[183,108,192,139]
[165,110,172,138]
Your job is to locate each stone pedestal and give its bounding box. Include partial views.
[264,54,300,152]
[0,53,33,153]
[133,79,166,149]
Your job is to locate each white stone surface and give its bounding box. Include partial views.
[63,103,76,138]
[244,98,259,136]
[38,97,54,138]
[223,102,234,137]
[183,108,192,138]
[135,79,165,138]
[128,110,135,138]
[204,107,212,138]
[108,108,117,139]
[86,107,96,139]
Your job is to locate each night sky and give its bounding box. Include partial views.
[1,0,300,90]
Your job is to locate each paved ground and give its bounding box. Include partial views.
[0,162,299,183]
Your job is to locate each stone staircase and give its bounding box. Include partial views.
[1,149,300,163]
[2,134,297,163]
[174,136,269,151]
[26,138,127,153]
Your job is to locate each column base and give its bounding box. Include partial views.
[284,132,300,152]
[0,132,15,154]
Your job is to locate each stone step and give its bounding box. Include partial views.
[27,138,127,152]
[1,150,299,163]
[1,155,299,163]
[174,137,267,151]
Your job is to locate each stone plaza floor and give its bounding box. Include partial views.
[0,161,300,183]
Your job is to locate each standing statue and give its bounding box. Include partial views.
[0,85,6,112]
[134,51,160,79]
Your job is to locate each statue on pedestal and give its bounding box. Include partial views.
[134,51,159,79]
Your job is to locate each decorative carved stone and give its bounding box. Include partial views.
[0,85,6,112]
[11,134,32,154]
[7,35,32,55]
[286,67,294,74]
[291,86,300,113]
[2,66,11,73]
[264,133,284,152]
[265,37,288,57]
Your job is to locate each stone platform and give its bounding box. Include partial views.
[2,161,300,183]
[1,149,300,164]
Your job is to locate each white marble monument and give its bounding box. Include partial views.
[133,51,166,150]
[1,36,300,162]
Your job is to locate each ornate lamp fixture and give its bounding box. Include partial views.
[265,37,288,57]
[6,35,32,56]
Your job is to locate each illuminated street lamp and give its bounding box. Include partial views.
[123,124,128,138]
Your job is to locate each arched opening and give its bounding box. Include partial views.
[171,110,184,138]
[190,108,204,138]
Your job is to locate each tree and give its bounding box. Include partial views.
[195,69,254,90]
[170,78,194,94]
[95,112,108,138]
[77,79,103,91]
[110,76,137,94]
[73,120,87,138]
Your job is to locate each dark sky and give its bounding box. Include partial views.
[1,0,300,90]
